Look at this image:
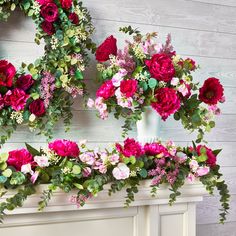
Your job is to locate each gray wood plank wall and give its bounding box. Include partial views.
[0,0,235,234]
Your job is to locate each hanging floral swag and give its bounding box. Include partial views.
[0,138,230,223]
[0,0,96,146]
[88,26,225,142]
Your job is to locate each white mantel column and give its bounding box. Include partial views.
[0,182,206,236]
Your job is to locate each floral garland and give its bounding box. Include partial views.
[88,27,225,142]
[0,138,230,223]
[0,0,95,146]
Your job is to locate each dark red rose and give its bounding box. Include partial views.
[29,99,46,117]
[145,53,175,82]
[96,36,118,62]
[199,78,224,105]
[196,145,217,167]
[96,80,115,100]
[7,149,33,171]
[60,0,72,9]
[40,3,59,23]
[41,21,55,35]
[151,87,181,120]
[0,60,16,87]
[120,79,138,98]
[4,88,30,111]
[69,12,79,25]
[16,74,34,91]
[116,138,143,158]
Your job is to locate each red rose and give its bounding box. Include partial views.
[60,0,72,9]
[36,0,53,5]
[4,88,30,111]
[120,79,138,98]
[7,149,33,171]
[41,21,55,35]
[0,60,16,87]
[116,138,143,158]
[16,74,34,91]
[199,78,224,105]
[69,12,79,25]
[40,3,59,22]
[48,139,80,158]
[196,145,217,167]
[29,99,46,117]
[95,35,118,62]
[151,87,181,120]
[96,80,116,100]
[145,53,175,82]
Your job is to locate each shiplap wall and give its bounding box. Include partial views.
[0,0,235,235]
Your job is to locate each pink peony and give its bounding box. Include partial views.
[49,139,80,158]
[145,53,175,82]
[199,78,224,105]
[4,88,30,111]
[151,87,181,120]
[116,138,143,158]
[0,60,16,87]
[144,143,169,157]
[196,145,217,167]
[96,80,116,100]
[7,149,33,171]
[120,79,138,98]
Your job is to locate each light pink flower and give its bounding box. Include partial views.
[189,159,199,172]
[82,167,92,177]
[79,152,96,165]
[187,173,195,184]
[196,166,210,176]
[112,69,127,87]
[30,171,39,184]
[21,163,33,174]
[34,155,49,167]
[171,77,179,86]
[109,154,120,165]
[87,98,95,108]
[112,163,130,180]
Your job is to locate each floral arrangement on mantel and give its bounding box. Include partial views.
[0,138,230,223]
[88,26,225,142]
[0,0,95,146]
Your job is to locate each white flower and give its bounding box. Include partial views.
[29,114,36,122]
[21,163,32,174]
[171,77,179,86]
[112,163,130,180]
[87,98,95,108]
[177,83,189,96]
[34,155,49,167]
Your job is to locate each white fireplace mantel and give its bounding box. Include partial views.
[0,181,207,236]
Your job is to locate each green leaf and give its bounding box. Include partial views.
[75,70,83,80]
[139,168,148,178]
[0,153,8,163]
[73,183,84,189]
[139,81,148,91]
[25,143,40,156]
[213,149,222,156]
[10,172,26,185]
[148,78,158,88]
[2,168,12,177]
[196,154,208,163]
[72,165,81,175]
[31,93,40,100]
[0,176,7,183]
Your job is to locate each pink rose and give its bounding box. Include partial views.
[60,0,72,9]
[151,87,181,120]
[196,145,217,167]
[49,139,80,158]
[144,143,169,157]
[120,79,138,98]
[41,21,55,35]
[16,74,34,91]
[69,12,79,25]
[40,3,59,22]
[4,88,30,111]
[96,80,116,100]
[0,60,16,87]
[145,53,175,82]
[116,138,143,158]
[7,149,33,171]
[36,0,53,5]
